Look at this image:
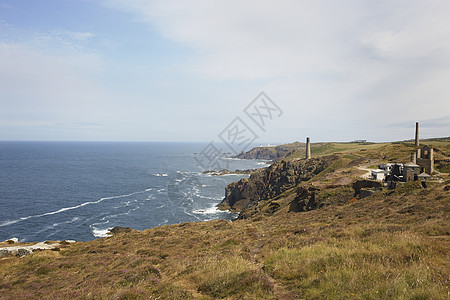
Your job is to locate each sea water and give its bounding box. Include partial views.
[0,141,265,242]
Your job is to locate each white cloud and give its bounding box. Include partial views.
[2,1,449,141]
[0,38,118,139]
[103,1,449,78]
[101,0,450,140]
[62,30,95,41]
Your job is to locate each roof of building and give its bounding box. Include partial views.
[404,162,420,167]
[418,172,431,177]
[371,169,385,173]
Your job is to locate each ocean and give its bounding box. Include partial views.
[0,141,265,242]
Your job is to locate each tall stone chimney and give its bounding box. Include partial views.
[306,137,311,159]
[415,122,419,147]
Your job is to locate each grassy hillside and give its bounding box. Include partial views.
[1,140,449,299]
[286,138,450,163]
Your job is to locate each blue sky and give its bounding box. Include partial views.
[0,0,449,143]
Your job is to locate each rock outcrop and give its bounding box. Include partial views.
[233,142,302,161]
[218,155,337,212]
[108,226,133,235]
[352,179,383,197]
[289,186,320,212]
[0,242,62,258]
[202,168,261,176]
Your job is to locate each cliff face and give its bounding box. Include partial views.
[233,142,302,161]
[218,155,337,212]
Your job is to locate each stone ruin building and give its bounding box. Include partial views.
[410,122,434,175]
[377,122,434,183]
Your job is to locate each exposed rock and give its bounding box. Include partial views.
[233,142,302,161]
[218,155,337,212]
[17,248,32,257]
[0,249,9,257]
[352,179,383,197]
[359,188,375,199]
[60,240,77,245]
[4,238,19,244]
[108,226,133,235]
[202,168,261,176]
[0,242,61,258]
[289,186,320,212]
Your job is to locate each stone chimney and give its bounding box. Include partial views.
[415,122,419,147]
[306,137,311,159]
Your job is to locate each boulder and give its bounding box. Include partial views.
[0,242,61,258]
[17,248,32,257]
[108,227,132,235]
[0,249,9,258]
[4,238,18,244]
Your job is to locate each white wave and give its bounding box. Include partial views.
[192,190,211,200]
[155,173,168,177]
[0,190,147,228]
[32,216,82,236]
[183,208,202,221]
[220,173,247,176]
[193,205,220,215]
[92,227,113,238]
[145,188,153,191]
[159,218,169,226]
[0,219,22,227]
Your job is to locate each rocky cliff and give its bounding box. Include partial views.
[233,142,302,161]
[218,155,337,212]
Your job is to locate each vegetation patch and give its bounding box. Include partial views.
[265,234,447,299]
[194,257,273,298]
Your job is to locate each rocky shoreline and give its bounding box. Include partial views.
[232,142,303,161]
[202,167,264,176]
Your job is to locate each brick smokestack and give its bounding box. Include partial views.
[306,137,311,159]
[415,122,419,147]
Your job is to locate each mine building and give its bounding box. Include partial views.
[418,172,431,181]
[379,163,403,173]
[416,146,434,174]
[371,169,386,181]
[403,162,421,182]
[412,122,434,174]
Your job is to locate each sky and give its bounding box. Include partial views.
[0,0,449,143]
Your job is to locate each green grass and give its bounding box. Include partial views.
[265,233,446,299]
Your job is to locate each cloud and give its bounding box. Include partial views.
[101,0,450,141]
[103,1,450,79]
[0,33,117,140]
[60,30,95,41]
[2,1,449,141]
